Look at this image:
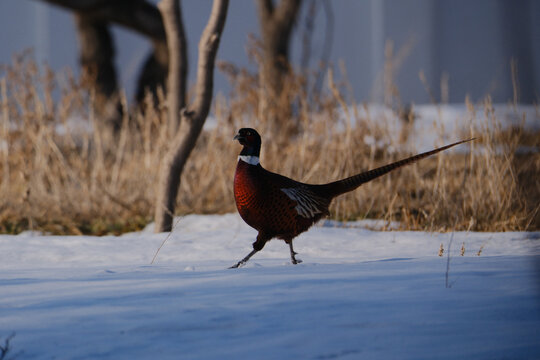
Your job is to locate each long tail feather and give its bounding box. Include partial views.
[323,138,475,198]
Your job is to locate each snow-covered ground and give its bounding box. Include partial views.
[1,214,539,359]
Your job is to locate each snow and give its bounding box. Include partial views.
[336,103,540,154]
[1,214,539,359]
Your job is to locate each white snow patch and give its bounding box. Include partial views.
[339,103,539,153]
[1,214,539,359]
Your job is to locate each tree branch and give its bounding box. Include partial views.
[191,0,229,120]
[35,0,166,40]
[158,0,187,133]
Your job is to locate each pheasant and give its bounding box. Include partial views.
[231,128,473,268]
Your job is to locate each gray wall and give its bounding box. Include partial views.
[0,0,538,104]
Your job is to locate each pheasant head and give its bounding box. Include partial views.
[234,128,261,164]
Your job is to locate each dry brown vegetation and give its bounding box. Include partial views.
[0,53,538,234]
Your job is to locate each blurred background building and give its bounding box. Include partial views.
[0,0,538,104]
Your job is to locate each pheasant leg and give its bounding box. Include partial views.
[229,249,258,269]
[289,242,302,265]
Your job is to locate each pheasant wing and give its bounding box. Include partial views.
[281,186,330,219]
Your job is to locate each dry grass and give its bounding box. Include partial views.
[0,53,538,234]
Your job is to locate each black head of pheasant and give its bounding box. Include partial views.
[234,128,261,164]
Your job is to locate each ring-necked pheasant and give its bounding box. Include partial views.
[231,128,473,268]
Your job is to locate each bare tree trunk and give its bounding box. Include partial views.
[37,0,170,108]
[135,41,168,106]
[154,0,229,232]
[75,13,122,131]
[257,0,302,97]
[157,0,187,134]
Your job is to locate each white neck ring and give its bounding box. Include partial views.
[239,155,260,165]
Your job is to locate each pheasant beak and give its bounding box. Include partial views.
[233,133,245,142]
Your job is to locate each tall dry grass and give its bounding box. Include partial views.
[0,53,538,234]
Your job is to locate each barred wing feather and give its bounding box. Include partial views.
[281,186,330,219]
